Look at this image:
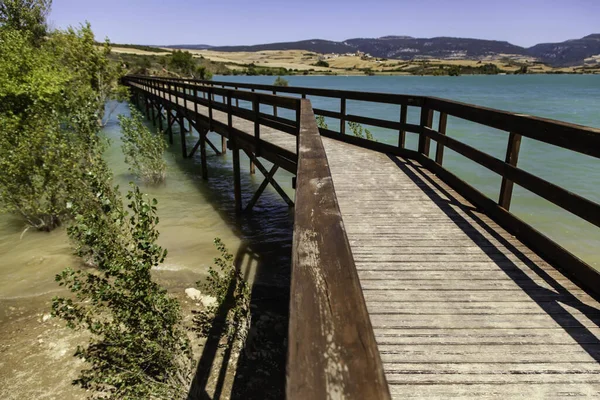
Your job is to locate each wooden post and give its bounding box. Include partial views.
[150,100,156,126]
[250,160,256,175]
[418,106,434,156]
[498,132,523,210]
[273,90,278,117]
[157,105,163,131]
[340,97,346,135]
[435,112,448,165]
[232,137,242,213]
[399,104,407,148]
[180,118,187,158]
[235,87,239,108]
[200,127,208,180]
[208,87,213,131]
[253,95,260,156]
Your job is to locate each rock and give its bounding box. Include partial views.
[185,288,202,301]
[200,295,217,308]
[42,313,51,323]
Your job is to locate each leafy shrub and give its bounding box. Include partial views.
[194,238,250,348]
[52,183,193,400]
[119,106,167,184]
[348,121,375,141]
[273,76,289,86]
[315,115,328,130]
[314,60,329,68]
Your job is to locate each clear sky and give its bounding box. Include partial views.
[48,0,600,48]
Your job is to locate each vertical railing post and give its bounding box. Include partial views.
[418,103,434,156]
[253,94,260,156]
[340,97,346,135]
[273,90,278,117]
[296,99,302,157]
[399,104,407,148]
[434,112,448,165]
[208,87,213,131]
[235,86,239,108]
[498,132,523,210]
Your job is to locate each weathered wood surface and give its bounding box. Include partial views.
[321,137,600,399]
[288,100,390,399]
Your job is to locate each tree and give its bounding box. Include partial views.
[169,50,195,75]
[273,76,289,86]
[314,60,329,68]
[0,5,125,230]
[0,0,51,42]
[119,106,167,184]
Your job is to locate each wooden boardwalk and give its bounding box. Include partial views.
[322,138,600,398]
[125,76,600,399]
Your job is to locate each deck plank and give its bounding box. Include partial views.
[321,137,600,399]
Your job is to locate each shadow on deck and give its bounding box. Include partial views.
[387,154,600,362]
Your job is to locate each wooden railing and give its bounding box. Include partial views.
[289,99,390,399]
[128,75,600,293]
[123,75,600,398]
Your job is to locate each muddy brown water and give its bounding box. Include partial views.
[0,101,295,399]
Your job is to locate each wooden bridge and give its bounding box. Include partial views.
[123,75,600,399]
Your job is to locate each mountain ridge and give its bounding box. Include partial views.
[167,34,600,66]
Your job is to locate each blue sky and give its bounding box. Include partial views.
[48,0,600,47]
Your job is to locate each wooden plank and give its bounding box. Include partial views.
[288,99,390,400]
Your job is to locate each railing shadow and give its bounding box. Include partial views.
[157,125,292,399]
[387,154,600,361]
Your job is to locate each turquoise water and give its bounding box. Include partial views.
[218,75,600,269]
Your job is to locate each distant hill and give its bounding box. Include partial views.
[169,44,213,50]
[527,34,600,66]
[167,34,600,66]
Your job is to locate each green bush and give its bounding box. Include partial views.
[348,121,375,141]
[273,76,289,86]
[316,115,328,130]
[194,238,250,348]
[314,60,329,68]
[119,106,167,184]
[53,183,192,399]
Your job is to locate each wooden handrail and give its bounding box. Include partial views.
[288,99,390,399]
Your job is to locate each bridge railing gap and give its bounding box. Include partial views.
[122,74,600,397]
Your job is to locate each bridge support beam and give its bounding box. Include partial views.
[231,138,242,214]
[242,149,294,211]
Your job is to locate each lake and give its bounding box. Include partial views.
[0,74,598,304]
[217,74,600,269]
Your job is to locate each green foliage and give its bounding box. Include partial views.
[195,65,213,80]
[194,239,250,348]
[348,121,375,141]
[273,76,289,86]
[52,183,192,399]
[515,65,529,74]
[169,50,195,75]
[0,12,126,230]
[314,59,329,68]
[315,115,328,130]
[0,0,51,43]
[448,65,461,76]
[119,106,167,184]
